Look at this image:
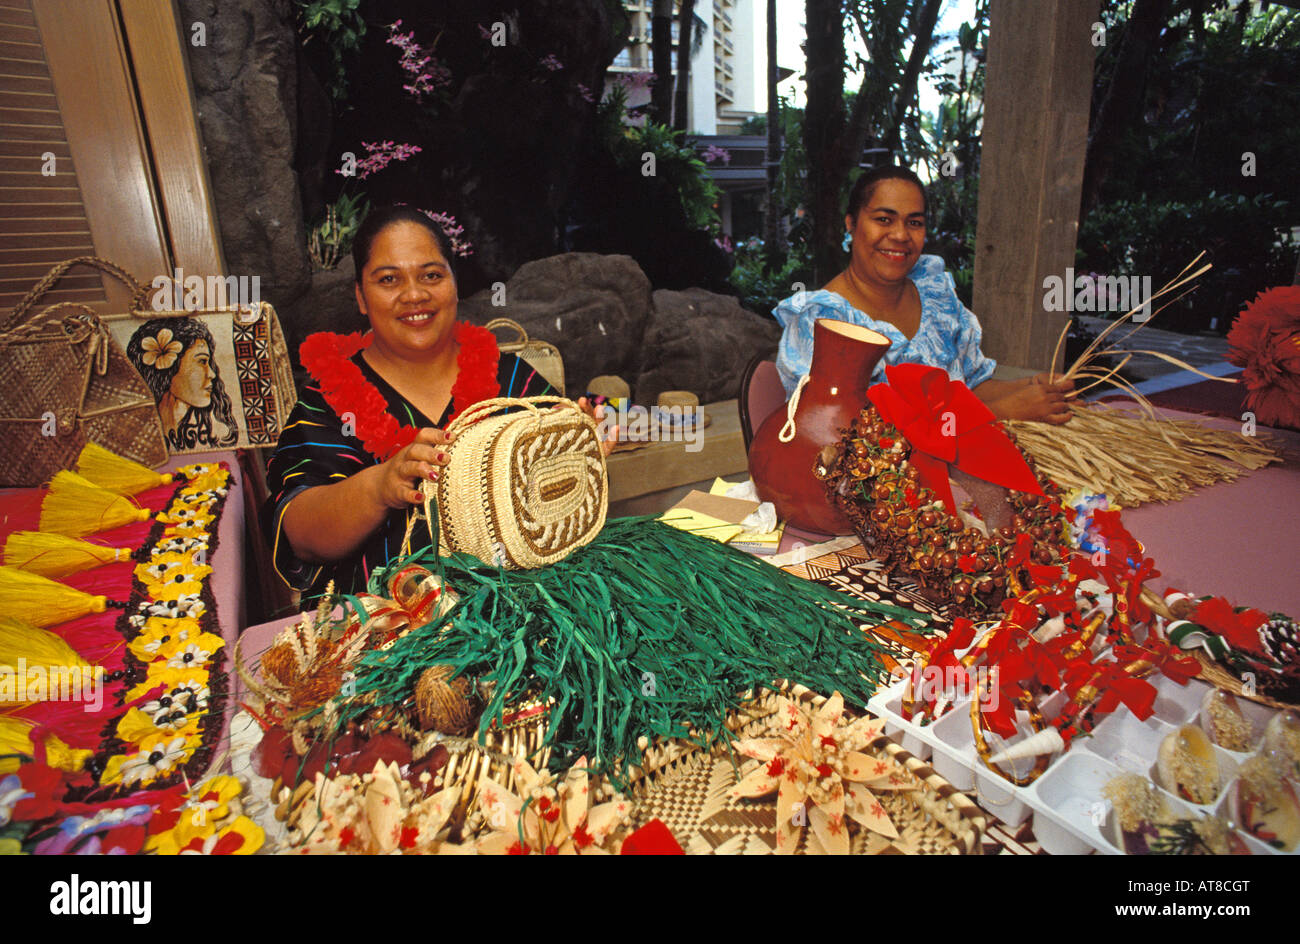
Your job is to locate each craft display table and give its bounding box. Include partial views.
[604,399,747,504]
[229,405,1300,854]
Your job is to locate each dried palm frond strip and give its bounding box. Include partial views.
[1009,253,1282,506]
[1006,403,1279,506]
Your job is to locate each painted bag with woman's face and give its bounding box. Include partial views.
[107,303,295,455]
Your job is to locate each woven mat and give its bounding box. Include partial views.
[632,750,972,855]
[628,689,987,855]
[782,543,950,675]
[782,543,1050,855]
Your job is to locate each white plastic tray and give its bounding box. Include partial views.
[868,672,1296,854]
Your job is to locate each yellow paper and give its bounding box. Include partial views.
[658,508,743,543]
[709,478,785,545]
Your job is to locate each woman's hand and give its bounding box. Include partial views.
[374,427,457,508]
[990,373,1075,425]
[576,397,619,456]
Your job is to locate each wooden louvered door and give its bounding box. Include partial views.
[0,0,114,310]
[0,0,222,315]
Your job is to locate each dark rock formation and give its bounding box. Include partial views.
[458,253,653,396]
[636,288,781,404]
[179,0,311,309]
[279,257,363,366]
[458,252,778,404]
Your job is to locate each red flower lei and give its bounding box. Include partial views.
[299,322,500,460]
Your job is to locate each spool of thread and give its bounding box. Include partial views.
[415,665,476,735]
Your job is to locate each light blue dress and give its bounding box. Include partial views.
[772,254,997,395]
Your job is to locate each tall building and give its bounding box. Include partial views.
[608,0,760,134]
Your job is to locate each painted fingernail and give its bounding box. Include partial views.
[436,451,449,462]
[429,469,440,481]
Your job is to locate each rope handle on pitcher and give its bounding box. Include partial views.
[778,374,811,443]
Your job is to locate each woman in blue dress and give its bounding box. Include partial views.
[774,166,1073,424]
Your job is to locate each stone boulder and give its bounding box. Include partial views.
[635,289,781,405]
[179,0,311,309]
[279,258,365,369]
[458,253,653,396]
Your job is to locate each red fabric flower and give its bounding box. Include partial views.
[1227,286,1300,429]
[620,818,685,855]
[1192,596,1269,655]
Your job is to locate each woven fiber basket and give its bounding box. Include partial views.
[486,318,565,394]
[0,258,167,486]
[420,396,608,569]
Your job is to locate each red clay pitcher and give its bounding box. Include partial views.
[748,319,890,534]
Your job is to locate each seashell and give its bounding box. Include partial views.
[986,727,1065,766]
[1262,710,1300,780]
[1235,755,1300,852]
[1032,615,1067,643]
[1201,689,1254,752]
[1157,725,1221,805]
[1103,773,1169,854]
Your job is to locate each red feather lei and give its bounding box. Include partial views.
[299,322,500,461]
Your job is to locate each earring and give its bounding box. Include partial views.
[842,231,853,252]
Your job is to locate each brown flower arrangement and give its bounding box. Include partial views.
[819,402,1072,618]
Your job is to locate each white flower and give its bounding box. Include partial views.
[141,329,183,370]
[119,737,190,786]
[167,641,216,670]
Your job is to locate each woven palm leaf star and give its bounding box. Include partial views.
[475,755,632,855]
[729,692,913,854]
[287,760,466,854]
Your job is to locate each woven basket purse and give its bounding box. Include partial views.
[414,396,608,569]
[0,258,167,487]
[485,318,566,394]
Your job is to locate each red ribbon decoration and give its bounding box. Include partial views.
[866,364,1044,514]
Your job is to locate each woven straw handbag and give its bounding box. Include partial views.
[412,396,608,569]
[485,318,566,394]
[0,258,167,487]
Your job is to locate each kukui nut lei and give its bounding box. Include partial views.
[822,404,1071,617]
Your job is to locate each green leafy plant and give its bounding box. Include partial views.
[297,0,366,101]
[1078,191,1293,330]
[729,237,812,317]
[598,82,721,234]
[308,191,370,271]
